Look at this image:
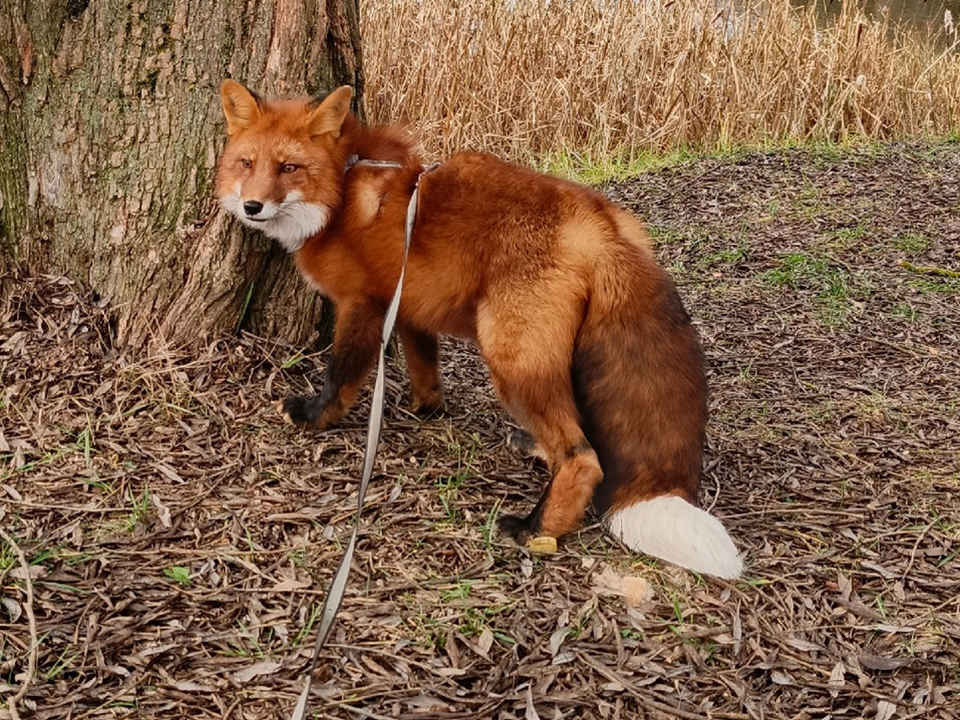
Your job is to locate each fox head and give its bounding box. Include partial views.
[216,80,354,252]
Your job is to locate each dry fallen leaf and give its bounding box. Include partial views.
[477,627,494,657]
[549,627,572,657]
[10,565,44,582]
[525,685,542,720]
[771,670,795,685]
[828,662,846,696]
[1,597,22,623]
[232,661,282,684]
[152,494,172,528]
[875,700,897,720]
[591,564,654,606]
[859,655,914,671]
[270,578,311,592]
[405,696,452,713]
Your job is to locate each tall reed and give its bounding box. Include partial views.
[360,0,960,165]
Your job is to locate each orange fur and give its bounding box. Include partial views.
[216,82,739,573]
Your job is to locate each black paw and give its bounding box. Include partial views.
[413,399,446,419]
[497,514,535,545]
[412,387,446,419]
[281,395,319,427]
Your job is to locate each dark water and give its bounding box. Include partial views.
[796,0,960,33]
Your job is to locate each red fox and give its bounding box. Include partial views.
[216,80,743,578]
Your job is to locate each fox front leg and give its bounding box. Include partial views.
[396,323,445,417]
[282,300,384,431]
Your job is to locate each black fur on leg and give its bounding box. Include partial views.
[281,303,383,431]
[497,514,535,545]
[506,428,548,464]
[282,395,325,428]
[497,479,552,545]
[414,400,446,419]
[282,360,344,428]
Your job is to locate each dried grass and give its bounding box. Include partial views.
[361,0,960,164]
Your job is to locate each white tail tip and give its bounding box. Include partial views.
[606,495,743,579]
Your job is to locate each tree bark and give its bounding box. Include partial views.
[0,0,363,347]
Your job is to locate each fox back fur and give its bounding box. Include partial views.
[216,80,742,579]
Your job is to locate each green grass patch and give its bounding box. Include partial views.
[541,146,700,185]
[542,137,893,187]
[435,430,482,524]
[647,226,686,247]
[893,232,931,255]
[100,487,153,535]
[292,603,322,647]
[891,301,919,323]
[281,353,307,369]
[830,222,870,248]
[221,620,268,658]
[907,276,960,295]
[789,184,824,221]
[0,539,15,573]
[759,251,832,285]
[706,246,748,266]
[481,498,503,551]
[440,580,473,603]
[761,252,853,326]
[44,646,79,681]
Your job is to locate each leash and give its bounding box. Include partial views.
[290,159,438,720]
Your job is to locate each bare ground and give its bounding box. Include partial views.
[2,140,959,720]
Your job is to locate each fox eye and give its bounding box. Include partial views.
[280,163,299,174]
[241,158,252,168]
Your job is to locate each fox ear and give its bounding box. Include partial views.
[306,85,354,139]
[221,80,262,135]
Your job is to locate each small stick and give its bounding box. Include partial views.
[0,526,38,720]
[900,520,937,583]
[705,470,722,513]
[899,260,960,279]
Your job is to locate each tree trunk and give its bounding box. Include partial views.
[0,0,362,347]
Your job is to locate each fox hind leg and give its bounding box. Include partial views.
[497,435,602,544]
[477,287,602,544]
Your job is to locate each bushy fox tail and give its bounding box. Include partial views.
[606,496,743,579]
[573,234,742,579]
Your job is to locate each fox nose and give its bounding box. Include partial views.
[243,200,264,216]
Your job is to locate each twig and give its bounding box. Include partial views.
[577,652,706,720]
[705,466,721,513]
[3,500,131,514]
[899,260,960,279]
[861,336,927,359]
[0,526,38,720]
[900,520,937,583]
[340,705,402,720]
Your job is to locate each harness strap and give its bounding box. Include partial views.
[344,154,405,171]
[290,160,439,720]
